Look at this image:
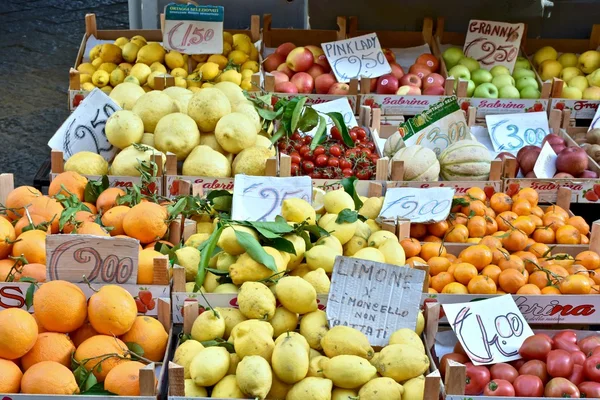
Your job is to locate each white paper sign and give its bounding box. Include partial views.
[443,295,534,365]
[327,256,425,346]
[304,98,358,135]
[231,175,312,221]
[379,187,454,223]
[590,106,600,131]
[486,111,550,154]
[163,4,224,54]
[533,142,557,178]
[463,20,525,73]
[48,88,120,161]
[322,33,391,83]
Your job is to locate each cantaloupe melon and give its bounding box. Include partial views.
[439,140,491,181]
[389,145,440,181]
[383,131,404,158]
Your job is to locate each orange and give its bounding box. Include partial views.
[431,271,455,293]
[532,226,555,244]
[4,186,42,220]
[442,282,469,294]
[105,361,150,396]
[543,212,566,232]
[467,238,481,243]
[498,269,528,294]
[423,235,443,242]
[467,216,487,238]
[0,258,15,281]
[62,210,96,234]
[451,195,467,212]
[543,253,575,269]
[467,275,497,294]
[447,263,457,276]
[513,188,539,206]
[0,358,22,393]
[485,216,499,236]
[448,213,468,227]
[496,211,518,231]
[74,335,130,382]
[541,286,561,295]
[502,229,528,252]
[445,224,469,243]
[576,251,600,270]
[545,265,570,285]
[21,361,79,394]
[88,285,137,335]
[17,263,47,282]
[529,270,551,289]
[410,223,427,239]
[407,256,427,267]
[466,187,487,202]
[480,236,502,250]
[556,225,581,244]
[517,283,542,295]
[101,205,130,236]
[481,265,502,285]
[0,216,16,259]
[529,242,551,258]
[544,205,569,221]
[34,280,87,333]
[559,274,592,294]
[513,216,536,236]
[49,171,88,201]
[498,255,525,272]
[11,229,47,265]
[120,316,168,361]
[566,263,589,276]
[428,288,438,294]
[525,237,536,248]
[96,188,126,213]
[428,256,451,276]
[0,308,38,359]
[138,248,163,284]
[427,220,449,238]
[485,206,496,219]
[28,195,64,233]
[32,313,47,333]
[70,322,99,348]
[75,221,110,236]
[420,242,447,261]
[461,200,487,217]
[512,198,532,216]
[490,193,513,213]
[513,251,539,273]
[453,263,478,285]
[459,245,493,271]
[568,216,590,235]
[21,333,76,371]
[582,234,590,244]
[446,253,458,263]
[592,269,600,285]
[529,215,543,227]
[123,202,168,244]
[83,202,98,214]
[14,214,51,236]
[400,238,421,258]
[531,206,544,218]
[492,247,510,265]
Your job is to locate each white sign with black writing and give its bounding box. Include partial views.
[322,33,391,83]
[463,20,525,73]
[379,187,454,223]
[443,295,534,365]
[48,88,120,161]
[486,111,550,154]
[327,256,425,346]
[533,141,557,179]
[304,98,358,135]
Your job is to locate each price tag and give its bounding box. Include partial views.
[486,112,550,154]
[327,256,425,346]
[163,3,224,54]
[322,33,391,83]
[46,235,139,284]
[533,142,557,179]
[379,187,454,223]
[443,295,534,365]
[304,98,358,135]
[48,88,119,161]
[231,175,312,222]
[463,20,525,73]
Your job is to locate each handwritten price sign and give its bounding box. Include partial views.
[486,111,550,154]
[463,20,524,73]
[322,33,391,83]
[231,175,312,222]
[46,235,139,284]
[379,187,454,223]
[163,3,224,54]
[443,295,534,365]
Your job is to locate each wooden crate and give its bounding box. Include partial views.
[262,14,346,49]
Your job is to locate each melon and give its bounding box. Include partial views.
[383,131,405,158]
[439,140,492,181]
[389,145,440,181]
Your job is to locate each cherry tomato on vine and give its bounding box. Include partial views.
[349,130,358,141]
[290,152,301,165]
[302,160,315,173]
[331,126,342,141]
[329,145,342,157]
[290,162,300,175]
[290,132,301,141]
[313,146,326,157]
[340,158,353,169]
[345,148,358,157]
[314,154,328,167]
[327,157,340,168]
[303,136,313,145]
[361,148,372,156]
[278,141,288,151]
[310,170,322,179]
[298,145,310,157]
[356,170,372,180]
[342,168,354,177]
[355,127,367,140]
[364,142,376,151]
[293,141,303,151]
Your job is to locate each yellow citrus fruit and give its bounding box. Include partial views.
[74,335,130,382]
[21,361,79,394]
[123,202,168,244]
[21,332,76,371]
[0,308,38,359]
[120,316,168,361]
[0,358,22,393]
[88,285,137,335]
[33,280,87,333]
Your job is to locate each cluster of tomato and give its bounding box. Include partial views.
[278,126,380,180]
[441,331,600,398]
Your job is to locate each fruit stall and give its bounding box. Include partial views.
[5,5,600,400]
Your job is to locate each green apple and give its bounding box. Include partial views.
[471,69,493,86]
[490,65,510,77]
[514,56,531,70]
[587,69,600,87]
[520,86,541,99]
[448,65,471,80]
[466,79,476,97]
[533,46,558,67]
[559,66,583,83]
[516,76,539,91]
[538,60,563,81]
[499,85,521,99]
[443,47,465,69]
[558,53,578,68]
[578,50,600,74]
[492,74,515,89]
[512,68,536,80]
[570,75,589,92]
[458,57,480,72]
[562,85,582,100]
[474,82,499,98]
[583,87,600,100]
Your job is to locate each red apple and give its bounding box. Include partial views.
[276,63,294,78]
[579,170,599,178]
[423,85,445,95]
[542,133,567,154]
[306,64,326,80]
[305,45,324,59]
[423,73,445,89]
[286,47,314,72]
[271,71,289,86]
[516,145,542,175]
[409,64,432,80]
[263,53,286,72]
[314,54,331,72]
[291,72,314,94]
[275,42,296,57]
[328,82,350,95]
[556,146,589,176]
[315,73,336,94]
[390,63,405,80]
[275,81,299,93]
[396,85,421,95]
[376,74,399,94]
[400,73,422,88]
[383,48,396,64]
[415,53,440,72]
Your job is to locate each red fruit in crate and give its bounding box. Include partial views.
[544,377,580,398]
[275,81,299,94]
[568,364,585,386]
[389,63,405,80]
[315,73,336,94]
[400,73,422,88]
[276,63,294,78]
[554,338,580,353]
[519,360,548,383]
[415,53,440,72]
[461,101,470,111]
[306,64,326,80]
[409,64,432,80]
[585,190,599,202]
[483,186,496,199]
[483,379,515,397]
[555,102,565,110]
[275,42,296,57]
[579,335,600,355]
[556,146,588,175]
[579,381,600,398]
[464,363,491,395]
[286,47,314,72]
[514,375,544,397]
[578,170,599,178]
[383,48,396,64]
[291,72,315,94]
[314,53,331,72]
[376,74,399,94]
[264,53,286,72]
[305,45,324,59]
[571,351,587,366]
[546,349,574,378]
[328,82,350,95]
[146,299,156,311]
[138,290,152,305]
[135,298,148,313]
[423,72,445,89]
[519,334,553,360]
[423,85,445,95]
[490,363,518,383]
[553,330,577,344]
[271,71,290,86]
[594,184,600,197]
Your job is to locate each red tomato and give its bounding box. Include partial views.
[544,377,580,398]
[361,148,372,156]
[568,364,585,386]
[555,338,582,353]
[546,349,574,378]
[345,148,358,158]
[572,351,587,366]
[519,360,549,383]
[290,162,300,175]
[327,157,340,168]
[355,170,372,180]
[440,353,469,379]
[349,130,358,141]
[315,154,329,167]
[579,381,600,398]
[511,359,526,370]
[303,135,312,145]
[364,141,376,151]
[583,355,600,382]
[290,132,302,141]
[339,158,353,169]
[465,363,491,395]
[454,342,467,356]
[299,144,311,157]
[329,145,342,157]
[538,333,555,347]
[514,375,544,397]
[484,379,515,397]
[293,141,304,151]
[554,331,578,344]
[290,152,301,165]
[490,363,519,383]
[355,128,367,140]
[278,141,288,151]
[302,160,315,173]
[519,334,553,361]
[313,146,326,156]
[330,126,342,141]
[309,170,322,179]
[592,347,600,357]
[342,168,354,177]
[579,336,600,355]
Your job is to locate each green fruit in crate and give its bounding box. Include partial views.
[110,144,165,177]
[439,139,492,181]
[389,145,440,181]
[188,88,232,133]
[154,113,200,161]
[105,110,144,149]
[132,91,179,133]
[64,151,109,176]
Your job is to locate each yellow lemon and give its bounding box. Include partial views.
[218,70,242,86]
[200,62,220,81]
[241,60,259,73]
[228,50,249,65]
[208,54,228,69]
